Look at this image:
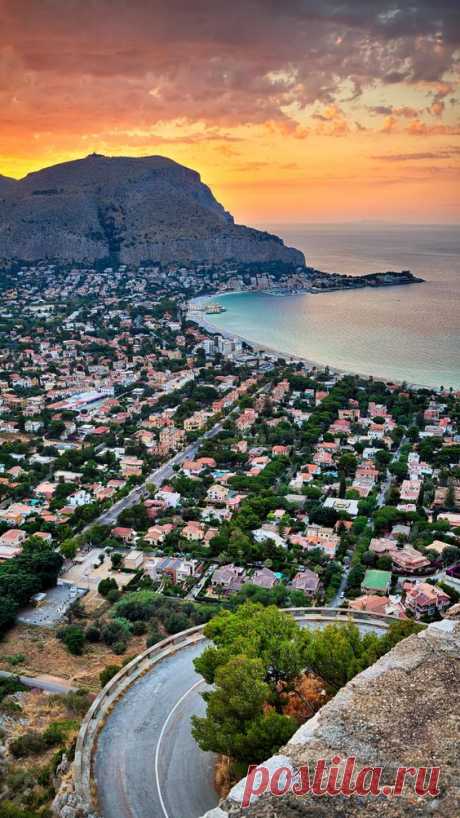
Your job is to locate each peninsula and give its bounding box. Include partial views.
[190,265,424,296]
[0,154,423,296]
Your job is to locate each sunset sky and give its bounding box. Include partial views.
[1,0,459,223]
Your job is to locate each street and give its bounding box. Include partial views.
[0,669,76,694]
[91,383,269,529]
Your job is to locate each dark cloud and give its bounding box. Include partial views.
[0,1,458,132]
[369,106,394,115]
[369,105,420,118]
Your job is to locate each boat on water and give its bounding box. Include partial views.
[205,303,226,314]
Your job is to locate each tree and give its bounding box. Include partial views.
[407,426,420,443]
[146,624,162,647]
[9,731,47,758]
[338,453,357,477]
[101,619,132,646]
[441,545,460,566]
[87,524,111,545]
[118,503,150,530]
[0,596,19,634]
[362,550,377,567]
[85,624,101,642]
[389,460,408,481]
[191,655,296,764]
[346,564,365,594]
[60,538,78,559]
[375,449,391,469]
[47,419,66,438]
[373,505,400,534]
[194,603,307,689]
[98,577,119,597]
[164,612,190,634]
[114,590,159,621]
[58,625,86,655]
[110,552,124,570]
[106,587,121,603]
[100,664,122,687]
[192,602,422,767]
[446,481,456,511]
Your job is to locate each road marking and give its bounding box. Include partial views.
[154,678,204,818]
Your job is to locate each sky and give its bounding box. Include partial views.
[1,0,459,223]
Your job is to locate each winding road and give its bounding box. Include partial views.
[94,641,214,818]
[92,611,394,818]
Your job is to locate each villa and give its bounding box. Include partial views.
[403,582,450,619]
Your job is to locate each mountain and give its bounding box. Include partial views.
[0,154,304,266]
[0,174,16,193]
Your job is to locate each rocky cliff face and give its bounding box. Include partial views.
[0,154,304,266]
[205,620,460,818]
[0,174,15,193]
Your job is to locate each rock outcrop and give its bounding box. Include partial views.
[206,620,460,817]
[0,154,305,266]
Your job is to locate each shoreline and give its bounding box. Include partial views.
[187,292,444,392]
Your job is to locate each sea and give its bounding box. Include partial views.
[205,224,460,390]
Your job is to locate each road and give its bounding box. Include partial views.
[0,670,75,694]
[94,641,216,818]
[330,564,350,607]
[91,382,270,529]
[93,425,223,527]
[93,616,389,818]
[186,563,216,600]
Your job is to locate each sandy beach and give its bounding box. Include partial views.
[187,292,442,392]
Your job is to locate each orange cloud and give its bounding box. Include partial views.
[382,115,397,133]
[430,100,445,116]
[0,0,459,222]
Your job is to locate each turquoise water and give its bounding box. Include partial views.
[207,225,460,389]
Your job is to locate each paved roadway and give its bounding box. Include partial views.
[94,640,215,818]
[91,382,269,529]
[93,424,223,527]
[94,617,388,818]
[330,564,350,607]
[0,669,75,694]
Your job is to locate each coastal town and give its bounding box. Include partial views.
[1,2,459,815]
[0,260,458,816]
[0,262,457,626]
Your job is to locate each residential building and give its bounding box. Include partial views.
[211,563,246,595]
[404,582,450,619]
[290,569,321,596]
[391,546,431,574]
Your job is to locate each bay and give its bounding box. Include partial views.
[206,224,460,389]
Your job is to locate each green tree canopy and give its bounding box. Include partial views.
[191,655,297,764]
[194,603,307,688]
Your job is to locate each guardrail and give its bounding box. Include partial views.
[73,624,205,801]
[73,607,397,810]
[287,607,401,626]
